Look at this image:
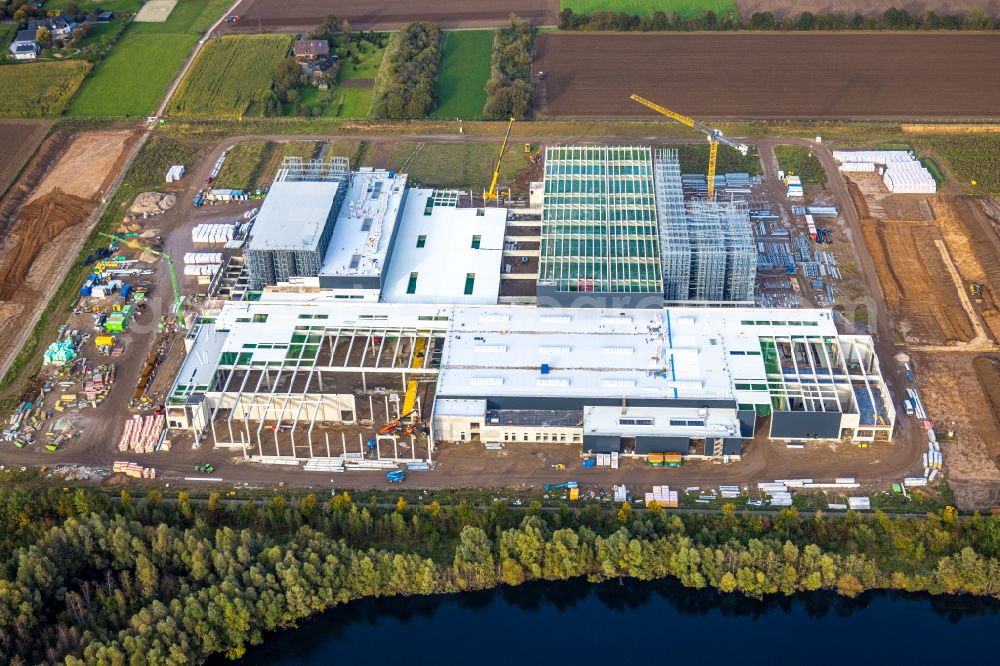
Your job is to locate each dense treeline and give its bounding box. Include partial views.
[558,7,1000,32]
[371,22,442,119]
[2,488,1000,664]
[483,17,536,120]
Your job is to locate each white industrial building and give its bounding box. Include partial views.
[167,298,895,461]
[379,189,506,304]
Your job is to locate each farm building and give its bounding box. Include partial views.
[166,300,895,460]
[293,39,330,61]
[8,30,39,60]
[537,145,663,308]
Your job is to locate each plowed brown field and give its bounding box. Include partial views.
[0,121,49,200]
[534,33,1000,120]
[232,0,558,32]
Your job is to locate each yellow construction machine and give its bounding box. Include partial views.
[629,93,748,201]
[484,117,516,201]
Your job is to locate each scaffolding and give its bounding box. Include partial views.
[246,157,352,289]
[654,149,690,301]
[655,148,755,303]
[276,156,350,183]
[538,145,663,302]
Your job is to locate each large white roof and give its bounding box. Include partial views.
[248,181,341,252]
[319,169,407,278]
[174,299,844,404]
[380,189,505,304]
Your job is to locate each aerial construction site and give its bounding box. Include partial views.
[0,7,999,515]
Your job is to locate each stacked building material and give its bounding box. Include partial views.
[645,485,678,507]
[847,497,871,511]
[303,458,346,472]
[112,461,157,478]
[184,252,223,264]
[165,165,185,182]
[191,224,236,244]
[117,414,165,453]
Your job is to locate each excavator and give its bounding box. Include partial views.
[379,410,416,435]
[629,93,749,201]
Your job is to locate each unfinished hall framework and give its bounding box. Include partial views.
[538,145,663,308]
[756,331,894,443]
[169,319,445,461]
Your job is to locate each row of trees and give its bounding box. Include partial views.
[558,7,1000,33]
[1,487,1000,664]
[483,17,536,121]
[371,22,441,119]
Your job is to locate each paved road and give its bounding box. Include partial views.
[155,0,244,118]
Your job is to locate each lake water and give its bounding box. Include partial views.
[230,578,1000,665]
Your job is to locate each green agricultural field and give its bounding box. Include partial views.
[0,61,91,118]
[561,0,738,19]
[214,141,271,190]
[434,30,492,120]
[774,145,825,185]
[668,143,762,176]
[68,33,199,117]
[131,0,235,34]
[366,141,532,192]
[916,134,1000,195]
[0,23,15,52]
[170,35,293,118]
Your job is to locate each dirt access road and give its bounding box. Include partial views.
[228,0,558,33]
[534,32,1000,120]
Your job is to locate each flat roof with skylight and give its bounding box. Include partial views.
[247,181,342,252]
[380,189,506,304]
[319,168,408,282]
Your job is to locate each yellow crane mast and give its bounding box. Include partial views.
[629,93,749,201]
[485,117,515,201]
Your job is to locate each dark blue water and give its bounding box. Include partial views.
[232,579,1000,665]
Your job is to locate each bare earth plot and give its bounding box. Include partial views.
[849,175,1000,508]
[0,120,49,199]
[735,0,1000,17]
[534,33,1000,120]
[0,131,134,371]
[231,0,559,32]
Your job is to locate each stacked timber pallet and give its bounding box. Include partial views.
[112,461,156,478]
[117,414,165,453]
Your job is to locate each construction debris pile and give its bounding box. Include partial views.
[129,192,176,217]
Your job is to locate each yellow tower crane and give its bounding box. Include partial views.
[629,94,748,201]
[484,117,515,202]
